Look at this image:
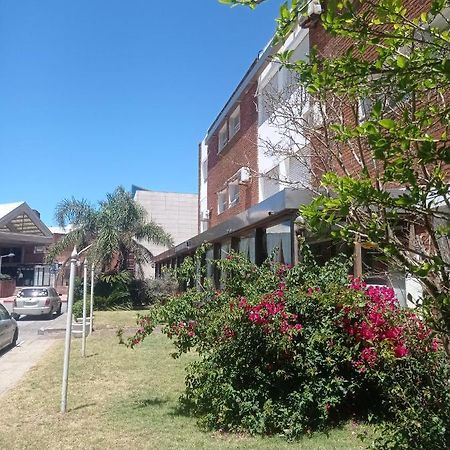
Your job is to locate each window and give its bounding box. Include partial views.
[228,182,240,208]
[259,71,279,125]
[217,190,227,214]
[229,106,240,139]
[0,304,10,321]
[34,246,45,254]
[218,124,228,151]
[358,96,373,123]
[261,165,280,200]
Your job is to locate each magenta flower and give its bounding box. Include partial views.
[394,343,409,358]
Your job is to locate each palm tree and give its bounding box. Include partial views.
[47,186,173,276]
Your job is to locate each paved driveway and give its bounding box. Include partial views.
[0,305,67,397]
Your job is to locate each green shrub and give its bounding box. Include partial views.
[72,299,90,319]
[127,251,450,448]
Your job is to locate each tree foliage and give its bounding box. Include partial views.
[47,186,173,275]
[224,0,450,351]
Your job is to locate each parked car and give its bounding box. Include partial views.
[12,287,62,320]
[0,303,18,351]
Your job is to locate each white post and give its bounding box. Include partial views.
[89,263,94,335]
[81,259,88,357]
[61,247,78,414]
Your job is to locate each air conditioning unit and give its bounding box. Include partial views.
[307,0,322,16]
[239,167,251,184]
[200,209,211,221]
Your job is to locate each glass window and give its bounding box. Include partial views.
[0,304,10,321]
[239,232,256,263]
[229,106,240,138]
[18,288,48,297]
[228,182,239,208]
[218,124,228,151]
[217,190,227,214]
[266,220,293,265]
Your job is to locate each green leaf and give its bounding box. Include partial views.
[379,119,396,130]
[396,55,407,69]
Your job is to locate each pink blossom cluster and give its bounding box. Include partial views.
[343,281,439,372]
[130,315,152,346]
[167,320,197,338]
[236,282,303,337]
[275,263,293,277]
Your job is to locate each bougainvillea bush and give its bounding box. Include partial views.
[127,250,449,449]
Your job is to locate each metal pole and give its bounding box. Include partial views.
[61,247,78,414]
[89,263,94,335]
[81,259,88,357]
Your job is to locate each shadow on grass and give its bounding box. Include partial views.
[133,397,169,409]
[70,403,97,412]
[167,398,195,418]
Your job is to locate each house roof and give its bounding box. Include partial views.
[0,202,24,221]
[0,201,53,245]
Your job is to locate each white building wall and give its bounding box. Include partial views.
[257,26,311,202]
[199,139,209,233]
[134,189,198,278]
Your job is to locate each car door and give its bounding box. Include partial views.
[0,304,12,350]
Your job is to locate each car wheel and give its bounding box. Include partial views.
[11,329,18,347]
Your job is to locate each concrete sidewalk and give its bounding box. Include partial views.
[0,338,56,397]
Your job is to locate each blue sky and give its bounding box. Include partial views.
[0,0,281,225]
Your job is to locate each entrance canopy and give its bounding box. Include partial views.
[0,202,53,246]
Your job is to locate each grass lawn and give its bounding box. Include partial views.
[0,311,372,450]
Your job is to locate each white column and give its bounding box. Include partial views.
[81,259,88,357]
[61,247,78,414]
[89,264,94,335]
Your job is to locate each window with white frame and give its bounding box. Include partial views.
[218,123,228,151]
[228,182,240,207]
[229,106,240,139]
[217,190,227,214]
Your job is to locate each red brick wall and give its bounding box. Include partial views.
[206,82,259,228]
[0,279,16,298]
[307,0,433,180]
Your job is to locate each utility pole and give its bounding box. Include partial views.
[61,247,77,414]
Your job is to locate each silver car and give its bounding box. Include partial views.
[0,303,18,351]
[12,287,62,319]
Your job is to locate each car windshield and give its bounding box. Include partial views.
[19,288,48,297]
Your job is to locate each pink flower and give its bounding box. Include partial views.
[431,337,439,352]
[361,347,377,367]
[384,326,403,342]
[223,327,235,339]
[359,321,376,341]
[394,343,409,358]
[238,297,248,309]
